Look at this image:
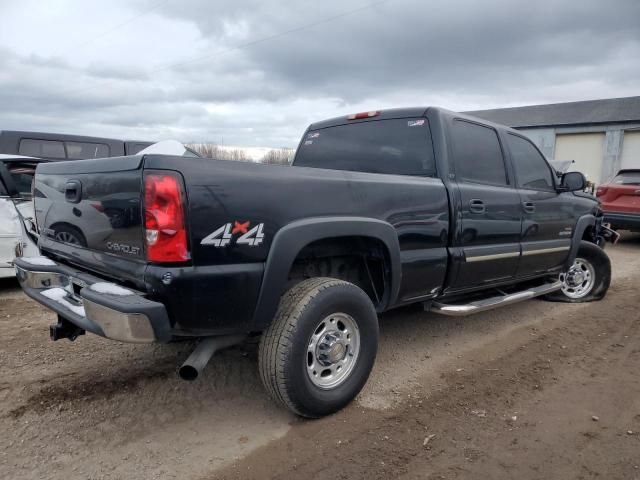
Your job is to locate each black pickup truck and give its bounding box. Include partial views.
[15,107,615,417]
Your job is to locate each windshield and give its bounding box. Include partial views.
[10,171,34,197]
[613,171,640,185]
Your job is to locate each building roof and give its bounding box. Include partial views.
[464,96,640,129]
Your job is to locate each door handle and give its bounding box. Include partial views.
[469,199,486,214]
[64,180,82,204]
[522,201,536,213]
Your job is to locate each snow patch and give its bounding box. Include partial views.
[90,282,134,296]
[20,256,57,267]
[41,288,86,317]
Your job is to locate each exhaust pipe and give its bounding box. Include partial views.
[179,334,246,381]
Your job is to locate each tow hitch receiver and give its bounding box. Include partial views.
[50,315,85,341]
[600,223,620,245]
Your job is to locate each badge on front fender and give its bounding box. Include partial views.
[201,221,265,247]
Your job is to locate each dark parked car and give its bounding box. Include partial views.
[0,130,152,161]
[14,107,615,417]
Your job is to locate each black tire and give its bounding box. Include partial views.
[544,241,611,303]
[258,277,379,418]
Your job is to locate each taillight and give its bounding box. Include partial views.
[143,172,190,263]
[595,186,608,197]
[347,111,380,120]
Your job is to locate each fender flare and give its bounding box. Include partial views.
[565,214,597,269]
[251,216,401,329]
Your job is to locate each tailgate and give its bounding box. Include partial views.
[35,156,147,283]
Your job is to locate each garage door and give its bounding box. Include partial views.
[620,131,640,170]
[554,133,605,184]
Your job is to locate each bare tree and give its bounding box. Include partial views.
[187,143,251,162]
[261,148,294,165]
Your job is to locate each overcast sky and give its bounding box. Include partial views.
[0,0,639,147]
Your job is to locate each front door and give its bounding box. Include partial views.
[449,120,522,289]
[504,133,574,276]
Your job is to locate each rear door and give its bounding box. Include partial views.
[449,119,522,289]
[505,133,573,276]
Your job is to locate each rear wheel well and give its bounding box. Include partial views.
[287,236,390,309]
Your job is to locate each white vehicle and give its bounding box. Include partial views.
[0,155,42,278]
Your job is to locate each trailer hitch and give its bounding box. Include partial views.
[49,315,85,341]
[598,223,620,246]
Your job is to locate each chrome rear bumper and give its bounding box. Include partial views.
[14,257,171,343]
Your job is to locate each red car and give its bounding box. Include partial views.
[596,169,640,232]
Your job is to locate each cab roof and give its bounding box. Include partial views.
[307,106,517,133]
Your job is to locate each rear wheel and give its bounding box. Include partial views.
[258,277,378,418]
[544,241,611,303]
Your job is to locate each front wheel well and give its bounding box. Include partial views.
[287,236,390,309]
[582,224,597,243]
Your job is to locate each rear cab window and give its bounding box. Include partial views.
[19,139,110,159]
[19,139,66,159]
[293,118,436,176]
[65,141,110,159]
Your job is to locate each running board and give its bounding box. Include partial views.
[429,281,562,317]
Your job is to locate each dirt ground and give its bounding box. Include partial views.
[1,235,639,480]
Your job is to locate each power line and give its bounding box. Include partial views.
[54,0,170,56]
[150,0,390,73]
[59,0,391,96]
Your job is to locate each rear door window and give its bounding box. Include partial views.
[19,139,66,159]
[294,118,436,176]
[506,134,555,191]
[451,120,508,186]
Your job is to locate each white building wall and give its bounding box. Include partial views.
[519,124,640,185]
[620,130,640,170]
[554,133,605,184]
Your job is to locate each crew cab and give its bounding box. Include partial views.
[596,169,640,232]
[15,107,614,417]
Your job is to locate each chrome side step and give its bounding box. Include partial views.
[430,281,562,317]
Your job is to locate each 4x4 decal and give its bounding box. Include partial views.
[201,221,265,247]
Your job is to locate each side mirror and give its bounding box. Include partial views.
[560,171,586,192]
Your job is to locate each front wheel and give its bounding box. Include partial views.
[258,277,379,418]
[544,241,611,303]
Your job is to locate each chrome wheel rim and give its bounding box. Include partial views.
[306,312,360,390]
[55,231,80,245]
[559,257,595,299]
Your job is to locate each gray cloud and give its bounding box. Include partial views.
[0,0,639,146]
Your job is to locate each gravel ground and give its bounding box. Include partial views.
[1,234,639,479]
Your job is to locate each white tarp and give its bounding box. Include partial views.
[137,140,187,156]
